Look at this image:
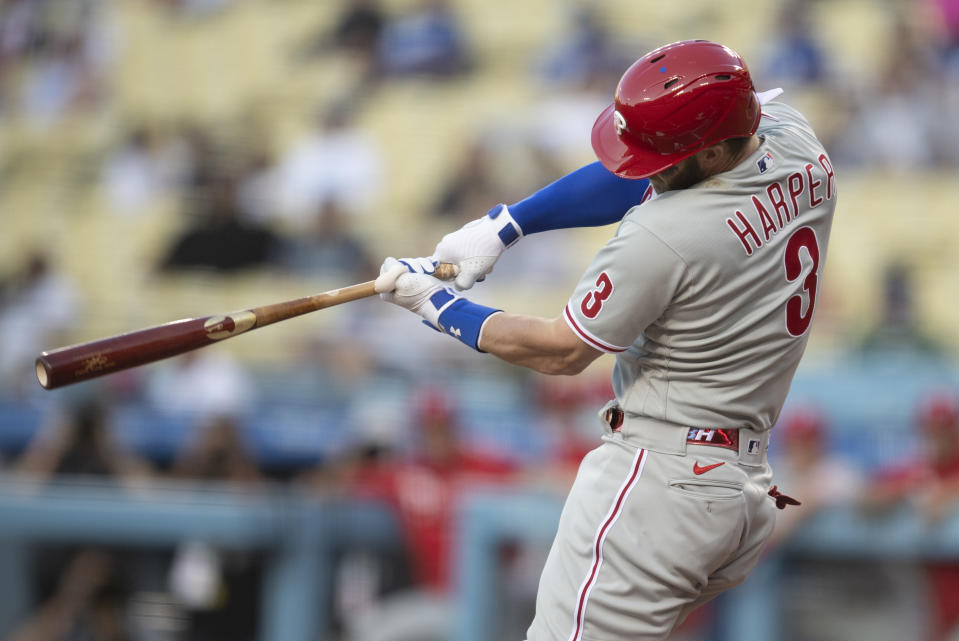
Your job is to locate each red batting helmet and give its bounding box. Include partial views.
[592,39,761,179]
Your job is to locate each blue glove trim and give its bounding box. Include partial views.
[428,288,456,309]
[488,203,521,247]
[399,258,436,274]
[497,223,521,247]
[507,161,652,234]
[436,298,500,351]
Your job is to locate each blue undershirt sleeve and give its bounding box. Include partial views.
[507,162,651,235]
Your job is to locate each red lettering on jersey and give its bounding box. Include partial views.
[753,195,778,241]
[581,272,614,319]
[817,153,835,199]
[640,184,654,204]
[804,163,823,208]
[726,211,762,256]
[767,182,790,225]
[787,172,804,219]
[784,226,821,336]
[765,183,787,225]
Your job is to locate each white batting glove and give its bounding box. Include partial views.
[374,256,437,294]
[377,257,448,327]
[377,257,502,350]
[431,204,523,290]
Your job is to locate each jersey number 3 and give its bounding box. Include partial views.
[783,226,820,337]
[581,272,614,319]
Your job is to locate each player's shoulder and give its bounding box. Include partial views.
[758,101,820,142]
[620,193,696,251]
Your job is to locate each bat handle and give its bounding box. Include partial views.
[435,262,459,280]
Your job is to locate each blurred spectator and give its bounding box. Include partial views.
[931,0,959,56]
[767,407,863,546]
[340,387,515,641]
[526,54,617,163]
[430,135,502,223]
[837,13,940,169]
[171,413,262,485]
[297,0,385,63]
[318,396,402,495]
[146,351,255,421]
[864,392,959,521]
[0,251,81,395]
[275,200,375,280]
[856,262,945,357]
[167,414,264,641]
[925,0,959,165]
[167,122,222,203]
[533,4,634,89]
[11,0,113,125]
[10,398,149,641]
[101,124,169,217]
[13,398,153,483]
[862,392,959,641]
[157,175,282,273]
[757,0,830,87]
[272,101,384,225]
[530,372,613,487]
[0,0,34,113]
[234,143,279,226]
[431,135,567,226]
[374,0,473,79]
[10,549,134,641]
[0,0,34,63]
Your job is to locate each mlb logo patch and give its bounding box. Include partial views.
[756,151,774,174]
[747,439,762,454]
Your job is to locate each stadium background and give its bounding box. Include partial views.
[1,0,958,640]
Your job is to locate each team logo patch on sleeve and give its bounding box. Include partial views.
[757,151,774,174]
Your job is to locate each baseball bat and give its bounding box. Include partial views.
[35,263,458,390]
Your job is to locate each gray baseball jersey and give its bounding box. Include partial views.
[564,102,837,432]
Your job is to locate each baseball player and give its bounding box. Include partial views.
[377,39,836,640]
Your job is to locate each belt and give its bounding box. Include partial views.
[603,406,747,454]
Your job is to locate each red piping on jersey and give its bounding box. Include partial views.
[563,305,628,353]
[569,448,648,641]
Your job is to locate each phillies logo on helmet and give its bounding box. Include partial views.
[613,110,628,138]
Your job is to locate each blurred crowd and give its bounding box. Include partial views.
[2,0,959,640]
[2,377,959,640]
[0,372,611,641]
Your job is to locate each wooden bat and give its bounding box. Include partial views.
[35,263,458,390]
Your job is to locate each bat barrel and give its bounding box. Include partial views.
[35,313,256,390]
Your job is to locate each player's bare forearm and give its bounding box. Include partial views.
[479,313,602,375]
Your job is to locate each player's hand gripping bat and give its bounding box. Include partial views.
[35,263,458,390]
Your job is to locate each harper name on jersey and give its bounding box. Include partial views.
[725,152,836,256]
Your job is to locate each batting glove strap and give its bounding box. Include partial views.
[487,203,523,247]
[428,289,501,351]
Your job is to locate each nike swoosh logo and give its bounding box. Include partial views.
[693,461,725,475]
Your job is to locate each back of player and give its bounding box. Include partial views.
[565,101,836,432]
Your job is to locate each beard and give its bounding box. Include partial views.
[649,155,707,193]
